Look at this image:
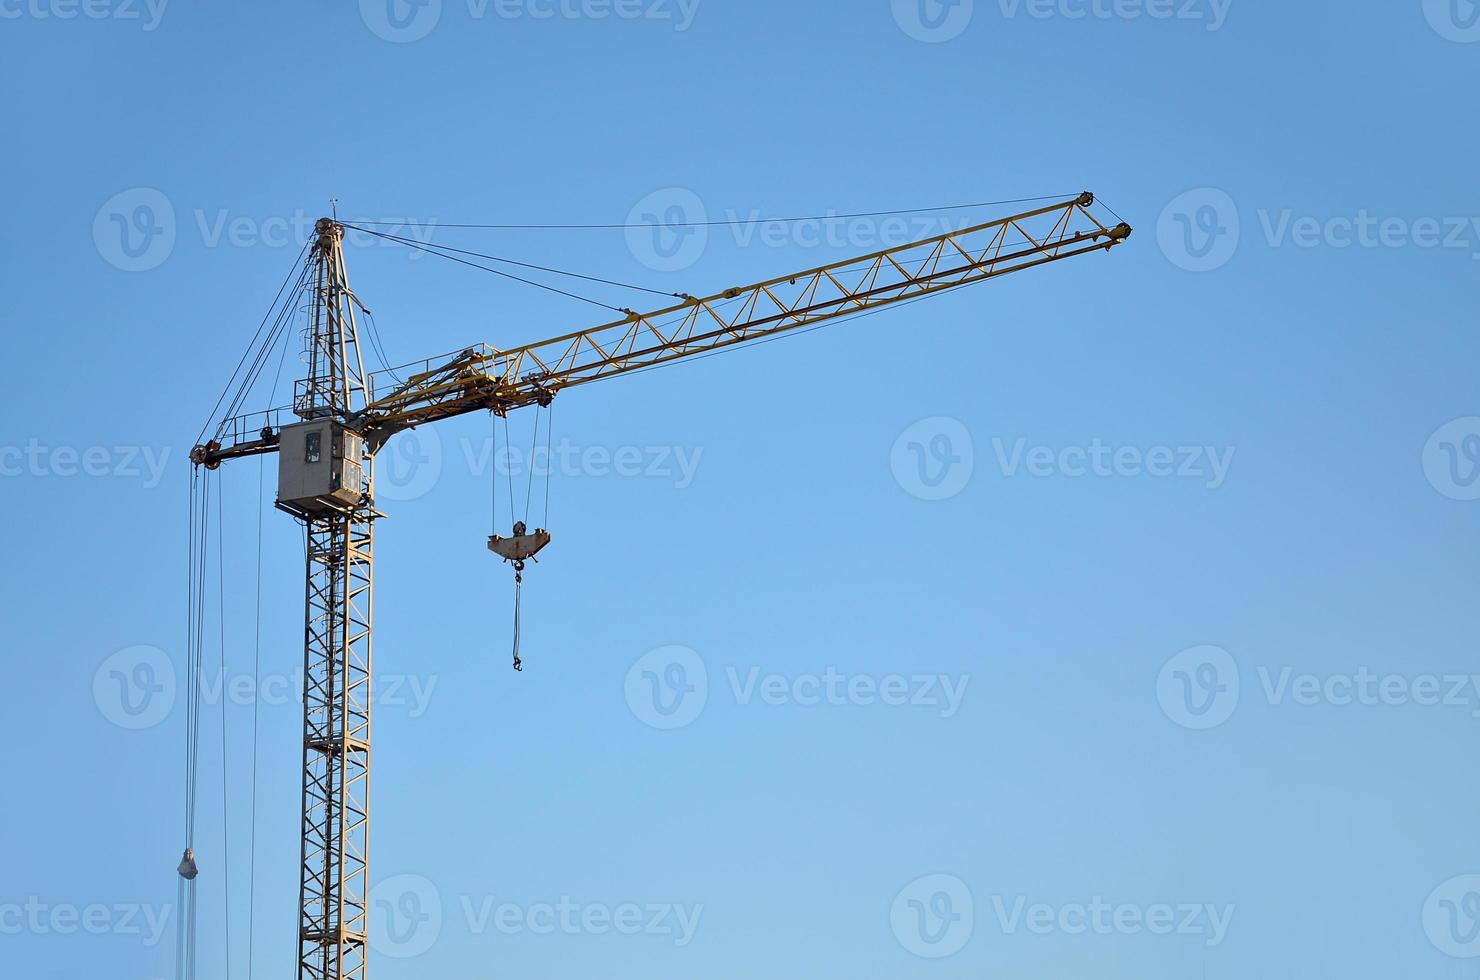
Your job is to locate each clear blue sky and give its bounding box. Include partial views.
[3,1,1479,978]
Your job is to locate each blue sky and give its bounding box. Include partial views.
[3,1,1480,978]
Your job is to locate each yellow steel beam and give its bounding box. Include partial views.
[194,193,1129,466]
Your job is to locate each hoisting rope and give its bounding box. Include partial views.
[246,454,265,980]
[214,476,232,980]
[493,402,554,671]
[511,556,525,673]
[542,397,554,532]
[177,466,210,980]
[524,407,543,528]
[175,466,235,980]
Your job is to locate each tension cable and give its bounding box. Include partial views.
[487,401,554,671]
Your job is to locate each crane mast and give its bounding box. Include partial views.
[188,193,1131,980]
[296,219,375,980]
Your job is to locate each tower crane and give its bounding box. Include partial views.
[188,192,1131,980]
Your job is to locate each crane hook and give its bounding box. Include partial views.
[489,521,550,672]
[511,557,526,672]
